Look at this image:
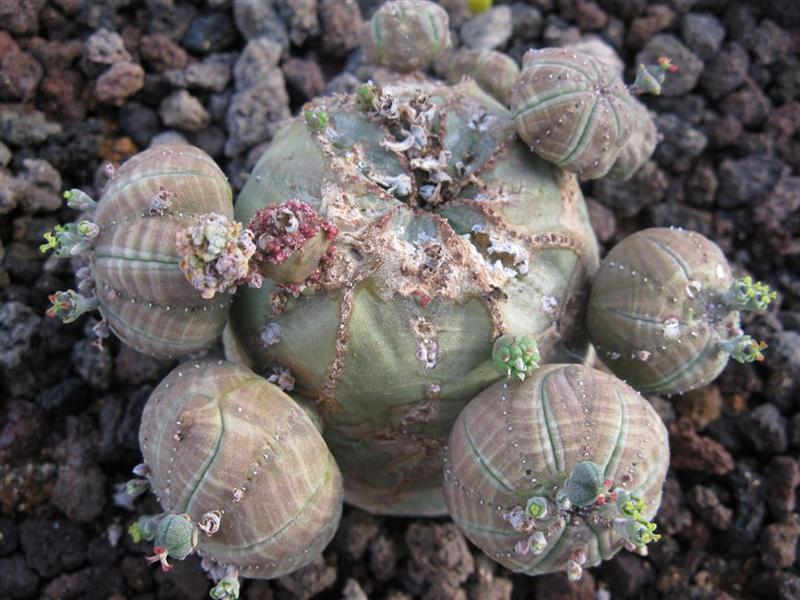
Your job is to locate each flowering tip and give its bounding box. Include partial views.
[492,335,540,380]
[304,107,329,132]
[40,221,99,257]
[725,276,777,312]
[631,58,676,95]
[46,290,99,323]
[723,335,768,364]
[210,570,240,600]
[63,188,97,211]
[146,546,171,572]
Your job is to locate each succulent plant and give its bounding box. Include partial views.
[446,48,520,105]
[226,70,599,515]
[41,145,238,358]
[133,360,343,594]
[362,0,452,74]
[443,364,669,579]
[510,48,673,180]
[587,227,775,395]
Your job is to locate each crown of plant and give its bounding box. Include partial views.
[227,70,600,516]
[40,145,239,358]
[510,49,673,180]
[587,227,775,395]
[443,364,669,579]
[131,360,343,597]
[362,0,452,73]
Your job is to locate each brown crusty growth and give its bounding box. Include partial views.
[92,145,233,357]
[443,364,669,576]
[510,48,637,180]
[139,360,343,578]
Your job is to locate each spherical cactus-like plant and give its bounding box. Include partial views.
[446,48,520,105]
[132,360,343,593]
[362,0,452,74]
[443,364,669,579]
[227,73,600,514]
[587,228,775,395]
[41,145,243,358]
[510,48,637,180]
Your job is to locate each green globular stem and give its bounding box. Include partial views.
[147,513,198,572]
[40,221,100,257]
[721,335,768,363]
[46,290,99,323]
[492,335,540,380]
[63,189,97,211]
[631,56,678,96]
[304,107,329,132]
[723,276,777,312]
[129,513,164,544]
[210,568,240,600]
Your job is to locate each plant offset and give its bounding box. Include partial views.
[37,0,777,596]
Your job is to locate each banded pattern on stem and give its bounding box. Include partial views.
[587,227,765,395]
[443,364,669,576]
[139,360,343,578]
[93,145,234,357]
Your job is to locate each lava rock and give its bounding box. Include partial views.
[182,13,238,55]
[0,518,18,557]
[674,385,722,430]
[685,161,718,207]
[0,400,45,464]
[0,50,43,101]
[681,12,725,60]
[233,0,289,48]
[370,532,400,582]
[744,403,788,455]
[97,386,149,463]
[181,53,234,92]
[585,197,616,244]
[760,514,800,570]
[746,572,800,600]
[274,554,337,600]
[283,57,326,102]
[687,485,733,530]
[763,331,800,413]
[0,301,41,373]
[749,19,793,66]
[636,34,703,96]
[319,0,362,58]
[653,113,708,173]
[52,462,106,523]
[0,555,40,600]
[532,570,595,600]
[70,338,113,391]
[701,42,749,100]
[405,523,474,594]
[0,103,61,146]
[334,510,380,562]
[765,456,800,519]
[94,61,145,106]
[461,6,513,50]
[159,90,210,131]
[720,85,771,128]
[511,3,543,43]
[81,28,132,77]
[35,377,87,415]
[0,0,43,35]
[234,37,283,91]
[119,101,159,148]
[627,4,676,49]
[669,417,735,475]
[225,70,290,156]
[601,552,652,598]
[15,158,62,214]
[139,33,188,73]
[717,154,786,208]
[19,520,87,578]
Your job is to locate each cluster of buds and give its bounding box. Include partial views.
[491,335,540,380]
[63,188,97,211]
[304,107,329,132]
[722,335,768,363]
[724,276,778,312]
[631,56,679,96]
[502,496,550,556]
[176,213,259,299]
[40,221,99,257]
[46,290,98,323]
[613,490,661,553]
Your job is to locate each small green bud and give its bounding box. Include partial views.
[129,514,163,544]
[63,188,97,211]
[46,290,99,324]
[492,335,539,380]
[357,82,380,111]
[525,496,548,520]
[39,221,99,257]
[304,108,329,132]
[126,478,150,498]
[210,572,240,600]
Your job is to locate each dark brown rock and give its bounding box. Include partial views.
[669,417,735,476]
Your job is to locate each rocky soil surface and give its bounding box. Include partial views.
[1,1,799,599]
